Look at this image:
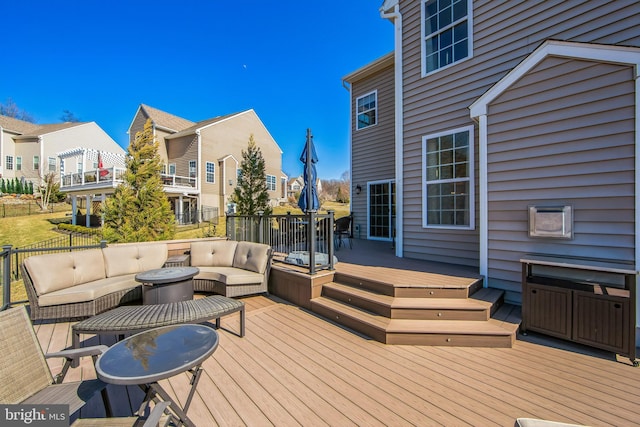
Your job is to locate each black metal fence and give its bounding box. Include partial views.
[0,201,70,218]
[226,211,335,274]
[175,206,219,226]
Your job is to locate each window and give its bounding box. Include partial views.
[48,157,56,172]
[16,156,21,171]
[34,156,40,171]
[189,160,196,178]
[206,162,215,183]
[266,174,276,191]
[76,159,82,174]
[422,0,471,75]
[5,156,13,170]
[356,91,377,130]
[169,163,176,175]
[423,126,474,229]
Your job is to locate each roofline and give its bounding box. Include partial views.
[342,52,394,84]
[470,40,640,117]
[166,109,284,154]
[13,121,93,140]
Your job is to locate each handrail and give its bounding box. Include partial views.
[226,211,335,275]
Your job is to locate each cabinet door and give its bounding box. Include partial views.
[525,283,572,340]
[573,291,630,354]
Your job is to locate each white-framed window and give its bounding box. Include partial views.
[422,125,474,229]
[76,159,82,174]
[356,91,377,130]
[206,162,215,183]
[422,0,472,76]
[16,156,22,171]
[34,156,40,171]
[266,174,276,191]
[189,160,196,178]
[48,157,56,172]
[5,155,13,170]
[169,163,176,175]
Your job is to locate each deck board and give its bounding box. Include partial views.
[31,293,640,427]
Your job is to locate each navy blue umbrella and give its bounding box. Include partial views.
[298,129,320,212]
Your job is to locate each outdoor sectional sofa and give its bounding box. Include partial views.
[190,240,272,298]
[21,239,273,321]
[22,243,168,321]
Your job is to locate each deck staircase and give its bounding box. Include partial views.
[310,271,521,347]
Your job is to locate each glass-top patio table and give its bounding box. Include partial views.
[95,324,219,427]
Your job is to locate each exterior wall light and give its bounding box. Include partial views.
[355,185,362,195]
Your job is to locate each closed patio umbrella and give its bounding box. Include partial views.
[298,128,320,212]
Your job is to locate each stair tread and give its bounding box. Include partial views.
[336,272,480,289]
[325,281,497,310]
[312,296,516,336]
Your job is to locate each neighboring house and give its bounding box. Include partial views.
[128,105,285,220]
[344,0,640,308]
[0,115,122,188]
[287,176,322,200]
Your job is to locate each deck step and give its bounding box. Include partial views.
[311,296,517,347]
[322,281,503,321]
[333,272,482,298]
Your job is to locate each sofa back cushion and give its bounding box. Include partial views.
[102,243,168,277]
[24,249,106,295]
[191,240,237,267]
[233,241,271,274]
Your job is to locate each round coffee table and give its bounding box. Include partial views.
[96,324,218,427]
[135,266,199,304]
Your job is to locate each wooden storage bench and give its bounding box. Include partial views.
[521,255,637,366]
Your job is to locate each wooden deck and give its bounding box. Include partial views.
[35,293,640,427]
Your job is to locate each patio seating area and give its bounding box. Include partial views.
[34,294,640,426]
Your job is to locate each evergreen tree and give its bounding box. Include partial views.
[7,178,14,193]
[15,178,23,194]
[28,181,34,195]
[231,135,272,215]
[0,179,5,193]
[103,119,175,242]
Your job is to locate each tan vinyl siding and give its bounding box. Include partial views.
[199,111,283,210]
[486,58,635,301]
[398,0,640,268]
[167,135,197,178]
[351,63,395,238]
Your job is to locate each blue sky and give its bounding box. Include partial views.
[0,1,393,180]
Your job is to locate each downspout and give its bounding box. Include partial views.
[634,64,640,341]
[0,126,4,178]
[342,79,354,216]
[196,129,202,215]
[380,2,404,257]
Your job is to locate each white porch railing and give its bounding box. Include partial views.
[60,168,196,189]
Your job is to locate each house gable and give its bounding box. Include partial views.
[469,41,640,286]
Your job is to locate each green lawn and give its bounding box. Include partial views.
[0,211,73,247]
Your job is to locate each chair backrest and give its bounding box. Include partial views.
[335,216,352,233]
[0,306,53,403]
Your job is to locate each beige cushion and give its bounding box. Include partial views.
[102,243,168,277]
[195,267,265,285]
[233,241,270,273]
[190,240,237,267]
[24,249,106,295]
[38,274,139,307]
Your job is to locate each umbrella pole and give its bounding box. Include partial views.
[305,128,316,274]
